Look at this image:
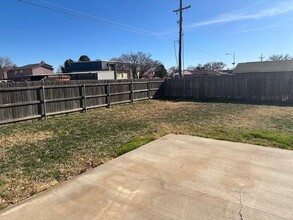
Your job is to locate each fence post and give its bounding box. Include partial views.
[162,79,165,98]
[130,80,134,103]
[82,84,87,112]
[148,79,151,99]
[107,83,111,108]
[40,85,47,119]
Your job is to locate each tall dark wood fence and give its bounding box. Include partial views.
[0,79,164,125]
[1,73,292,125]
[164,72,293,104]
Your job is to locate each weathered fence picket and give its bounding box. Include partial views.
[164,73,293,104]
[0,79,164,125]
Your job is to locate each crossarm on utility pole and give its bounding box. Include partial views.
[173,0,191,79]
[173,5,191,13]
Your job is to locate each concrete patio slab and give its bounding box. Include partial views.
[1,134,293,220]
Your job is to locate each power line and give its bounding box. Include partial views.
[183,30,185,71]
[174,40,179,66]
[17,0,82,18]
[18,0,157,36]
[184,43,230,61]
[90,1,146,22]
[38,0,147,27]
[37,0,174,39]
[18,0,232,65]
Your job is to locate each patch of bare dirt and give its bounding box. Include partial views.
[0,131,54,148]
[0,176,58,208]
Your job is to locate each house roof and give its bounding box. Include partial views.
[67,61,103,72]
[67,60,130,73]
[174,70,225,76]
[69,60,128,65]
[10,62,53,71]
[234,60,293,74]
[70,61,101,64]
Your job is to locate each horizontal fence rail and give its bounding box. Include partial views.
[0,79,164,125]
[164,72,293,105]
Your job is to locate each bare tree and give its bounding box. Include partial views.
[268,54,292,61]
[186,65,197,70]
[186,65,204,70]
[0,56,14,79]
[187,62,226,71]
[168,66,178,74]
[112,52,160,78]
[203,62,226,71]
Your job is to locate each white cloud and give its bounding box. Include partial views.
[237,24,280,34]
[237,17,293,34]
[185,1,293,30]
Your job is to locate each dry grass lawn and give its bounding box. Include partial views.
[0,100,292,210]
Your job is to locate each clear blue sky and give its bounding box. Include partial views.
[1,0,293,71]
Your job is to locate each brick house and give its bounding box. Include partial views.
[7,61,54,81]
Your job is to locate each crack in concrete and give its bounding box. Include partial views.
[238,176,250,220]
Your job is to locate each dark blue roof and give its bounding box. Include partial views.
[68,61,103,72]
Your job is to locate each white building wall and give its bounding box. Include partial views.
[97,71,115,80]
[116,72,129,80]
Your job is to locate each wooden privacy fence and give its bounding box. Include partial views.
[0,79,164,125]
[164,72,293,104]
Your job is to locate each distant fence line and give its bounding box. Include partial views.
[164,72,293,104]
[0,79,164,125]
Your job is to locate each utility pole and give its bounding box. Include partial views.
[173,0,191,79]
[259,54,265,62]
